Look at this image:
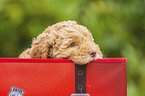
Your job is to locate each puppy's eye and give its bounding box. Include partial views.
[69,42,76,47]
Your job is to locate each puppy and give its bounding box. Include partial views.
[19,21,103,65]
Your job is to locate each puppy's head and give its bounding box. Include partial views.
[30,21,103,65]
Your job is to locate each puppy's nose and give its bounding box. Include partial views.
[89,50,97,57]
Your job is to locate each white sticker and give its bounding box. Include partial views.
[8,86,24,96]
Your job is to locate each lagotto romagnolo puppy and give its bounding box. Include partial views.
[19,21,103,65]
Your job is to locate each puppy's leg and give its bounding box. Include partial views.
[19,48,31,58]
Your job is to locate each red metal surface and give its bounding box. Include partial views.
[86,61,127,96]
[0,58,127,96]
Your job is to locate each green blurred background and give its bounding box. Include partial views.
[0,0,144,95]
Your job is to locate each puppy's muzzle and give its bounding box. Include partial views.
[88,50,97,57]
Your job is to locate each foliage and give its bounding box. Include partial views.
[0,0,144,96]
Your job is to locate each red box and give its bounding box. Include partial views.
[0,58,127,96]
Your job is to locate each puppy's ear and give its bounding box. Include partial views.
[30,38,50,58]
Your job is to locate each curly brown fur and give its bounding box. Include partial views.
[19,21,103,65]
